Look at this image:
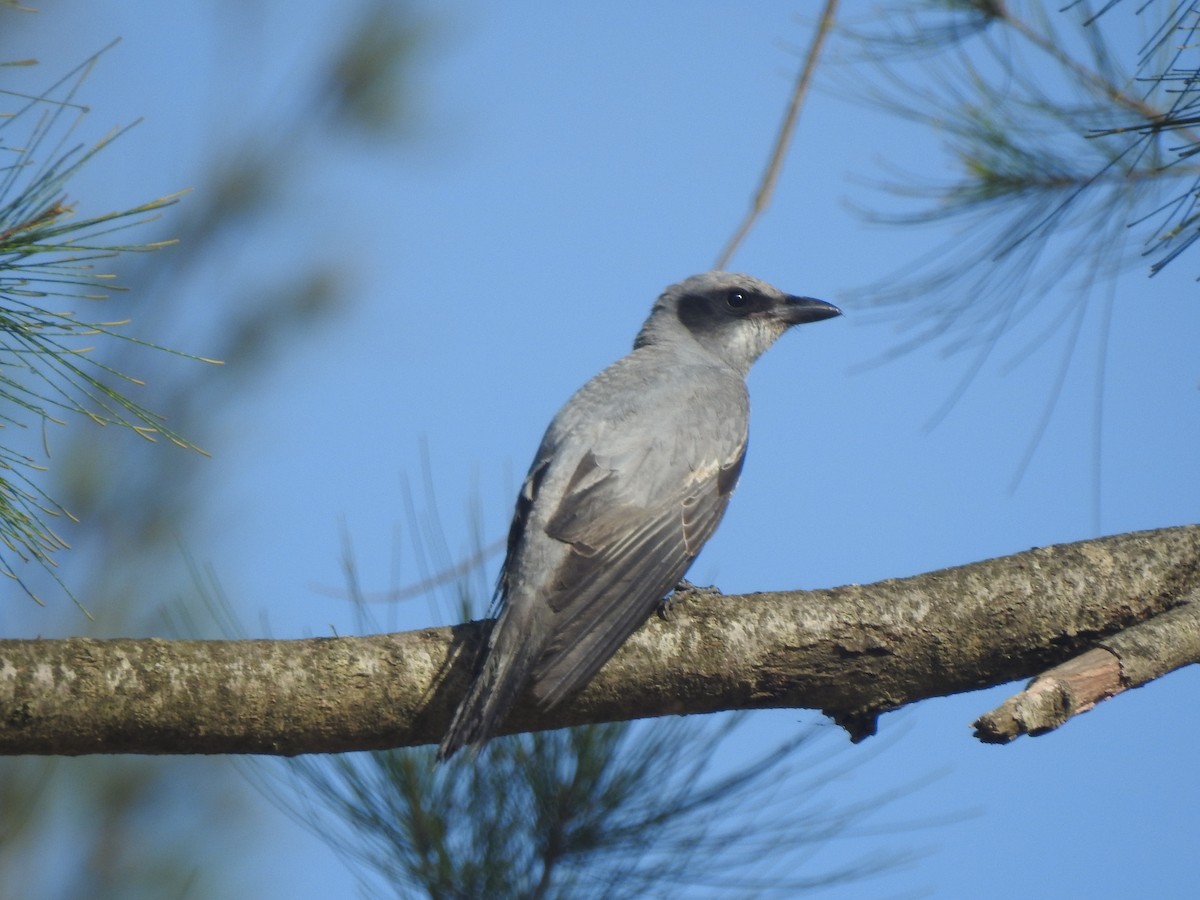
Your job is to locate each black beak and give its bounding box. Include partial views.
[778,295,842,326]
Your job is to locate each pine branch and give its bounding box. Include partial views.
[0,47,215,601]
[1,525,1196,756]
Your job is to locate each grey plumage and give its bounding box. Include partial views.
[437,271,840,759]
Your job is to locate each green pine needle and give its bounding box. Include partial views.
[0,44,216,606]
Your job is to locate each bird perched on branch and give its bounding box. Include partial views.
[438,271,841,759]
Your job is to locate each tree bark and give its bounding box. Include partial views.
[1,525,1197,756]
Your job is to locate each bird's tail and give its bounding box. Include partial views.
[436,610,543,761]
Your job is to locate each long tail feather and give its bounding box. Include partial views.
[436,604,545,760]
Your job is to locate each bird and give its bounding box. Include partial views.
[437,271,841,759]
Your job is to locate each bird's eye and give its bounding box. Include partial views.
[726,291,748,310]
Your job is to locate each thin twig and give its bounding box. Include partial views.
[714,0,839,270]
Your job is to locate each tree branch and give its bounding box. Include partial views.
[2,525,1197,756]
[974,588,1200,742]
[713,0,839,270]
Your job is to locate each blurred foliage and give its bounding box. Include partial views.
[1090,0,1200,275]
[281,719,911,899]
[0,2,422,898]
[841,0,1198,347]
[830,0,1200,505]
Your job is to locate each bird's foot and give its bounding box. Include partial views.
[674,578,722,596]
[658,579,722,618]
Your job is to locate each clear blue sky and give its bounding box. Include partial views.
[6,2,1199,898]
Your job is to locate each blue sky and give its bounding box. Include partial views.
[5,2,1200,898]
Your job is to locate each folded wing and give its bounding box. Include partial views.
[531,441,746,708]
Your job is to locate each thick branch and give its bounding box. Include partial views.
[1,525,1198,756]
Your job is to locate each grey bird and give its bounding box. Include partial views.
[437,271,840,759]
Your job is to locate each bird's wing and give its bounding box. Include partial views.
[489,453,550,618]
[529,436,746,709]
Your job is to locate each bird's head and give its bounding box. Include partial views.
[634,271,841,374]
